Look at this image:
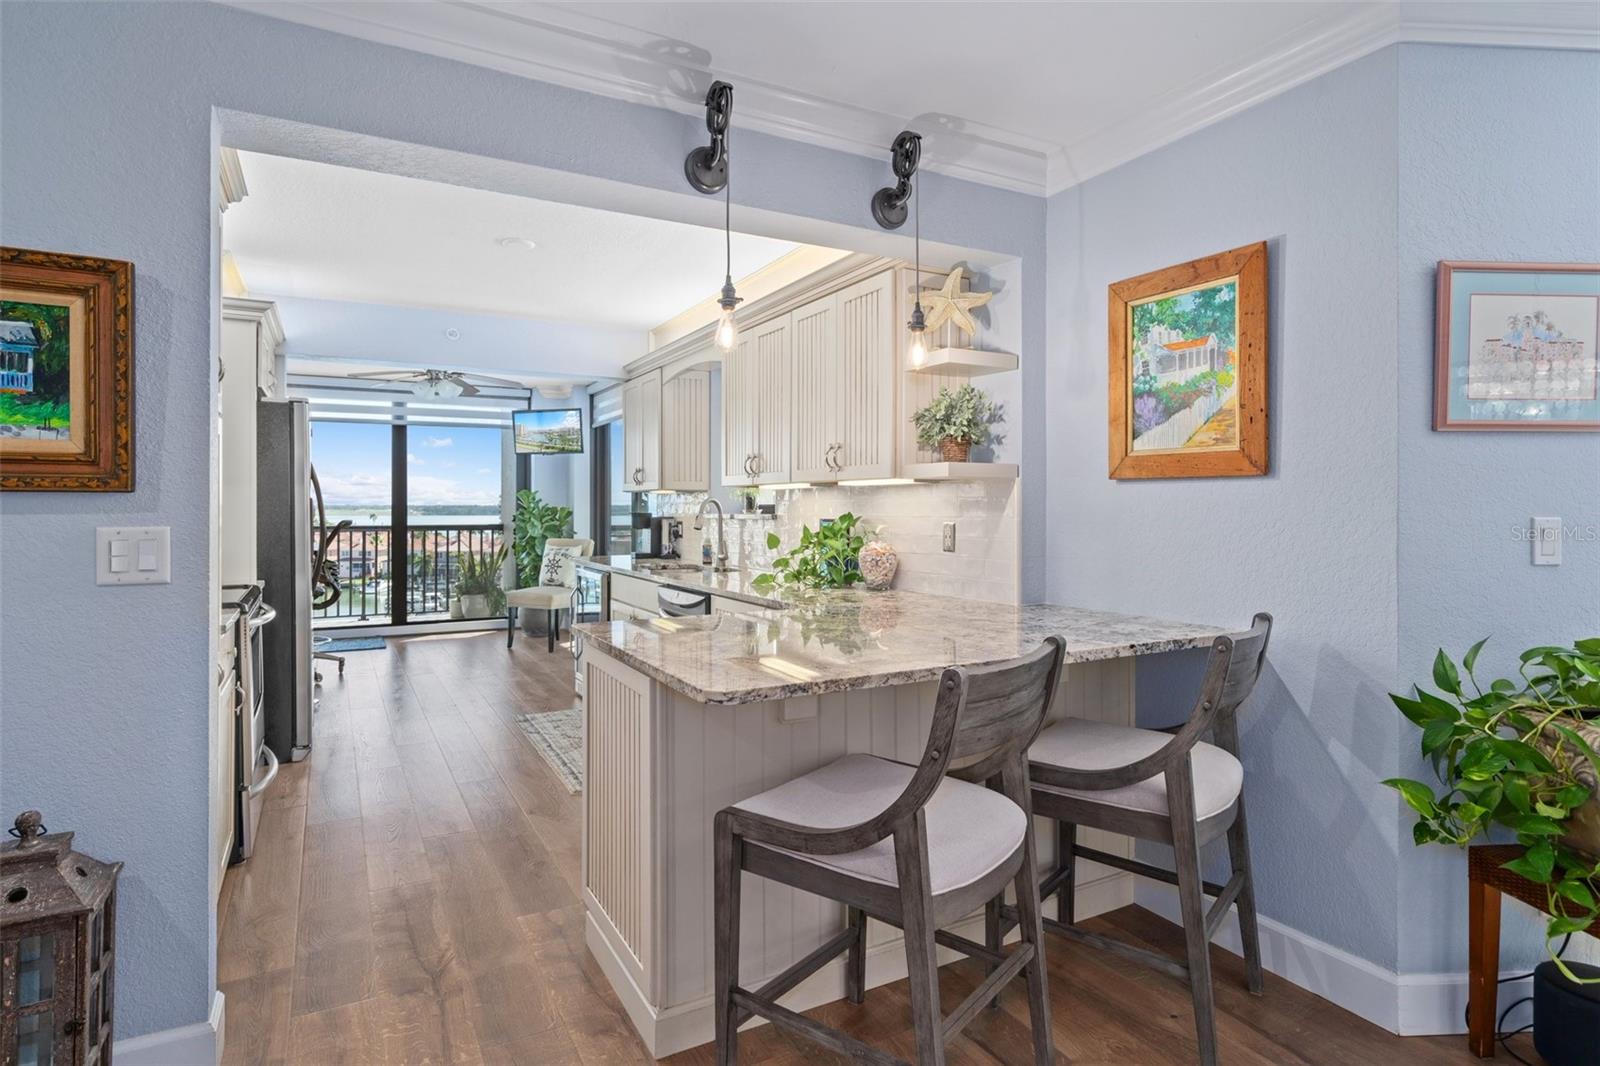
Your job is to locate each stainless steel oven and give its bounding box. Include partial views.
[224,583,278,862]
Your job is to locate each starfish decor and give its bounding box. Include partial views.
[915,266,993,335]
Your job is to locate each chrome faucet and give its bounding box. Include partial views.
[693,497,729,570]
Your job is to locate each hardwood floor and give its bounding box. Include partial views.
[218,632,1524,1065]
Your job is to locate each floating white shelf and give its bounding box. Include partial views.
[902,461,1020,481]
[908,347,1018,376]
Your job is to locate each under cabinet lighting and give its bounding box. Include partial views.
[837,478,919,487]
[761,482,812,490]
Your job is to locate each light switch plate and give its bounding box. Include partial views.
[942,522,956,552]
[97,526,171,585]
[1531,517,1562,566]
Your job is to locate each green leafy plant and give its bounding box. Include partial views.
[454,542,508,598]
[752,513,867,591]
[1385,637,1600,978]
[911,384,995,449]
[512,489,573,587]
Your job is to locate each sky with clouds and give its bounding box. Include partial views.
[311,421,501,509]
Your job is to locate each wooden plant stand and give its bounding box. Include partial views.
[1467,844,1600,1057]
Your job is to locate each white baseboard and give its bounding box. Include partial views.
[113,990,225,1066]
[591,872,1132,1059]
[1133,882,1532,1037]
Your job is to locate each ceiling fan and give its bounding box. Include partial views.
[347,367,526,399]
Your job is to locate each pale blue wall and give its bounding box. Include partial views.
[1046,50,1407,967]
[1048,41,1599,979]
[0,0,1044,1037]
[1395,43,1600,973]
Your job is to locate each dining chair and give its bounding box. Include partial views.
[1000,612,1272,1066]
[712,636,1067,1066]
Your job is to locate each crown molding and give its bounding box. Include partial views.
[1045,3,1600,193]
[218,146,248,210]
[227,2,1599,201]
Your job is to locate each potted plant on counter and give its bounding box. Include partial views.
[1385,637,1600,976]
[752,513,867,591]
[911,383,994,462]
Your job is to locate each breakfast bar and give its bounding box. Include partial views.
[574,591,1226,1057]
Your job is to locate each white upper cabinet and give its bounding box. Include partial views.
[830,271,897,480]
[787,270,896,483]
[723,315,791,486]
[659,369,709,489]
[625,366,709,492]
[789,296,837,483]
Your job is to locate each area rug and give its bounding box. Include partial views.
[516,708,583,794]
[316,636,386,653]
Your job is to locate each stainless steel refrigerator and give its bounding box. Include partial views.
[256,399,314,763]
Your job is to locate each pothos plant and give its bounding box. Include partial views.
[751,513,868,591]
[1385,637,1600,977]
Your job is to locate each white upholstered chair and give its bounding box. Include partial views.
[505,537,593,652]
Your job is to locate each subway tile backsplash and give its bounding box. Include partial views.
[654,480,1020,605]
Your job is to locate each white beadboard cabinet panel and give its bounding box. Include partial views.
[751,315,792,484]
[660,368,709,491]
[789,295,837,483]
[834,271,897,480]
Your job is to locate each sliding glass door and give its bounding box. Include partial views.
[311,420,504,627]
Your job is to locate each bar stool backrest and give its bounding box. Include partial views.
[942,636,1067,784]
[736,637,1067,859]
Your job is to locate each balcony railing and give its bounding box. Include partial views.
[314,524,507,627]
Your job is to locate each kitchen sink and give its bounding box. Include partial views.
[633,560,704,573]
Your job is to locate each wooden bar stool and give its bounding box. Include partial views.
[1001,613,1272,1066]
[712,637,1067,1066]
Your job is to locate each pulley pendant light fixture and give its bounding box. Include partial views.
[871,131,927,365]
[685,80,742,352]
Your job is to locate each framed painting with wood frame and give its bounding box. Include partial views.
[1433,261,1599,431]
[0,247,133,491]
[1108,241,1268,479]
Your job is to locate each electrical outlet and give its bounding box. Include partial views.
[942,522,956,552]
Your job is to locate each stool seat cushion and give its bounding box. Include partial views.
[1029,718,1243,821]
[506,586,571,610]
[734,753,1026,895]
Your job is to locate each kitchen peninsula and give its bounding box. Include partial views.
[573,589,1227,1057]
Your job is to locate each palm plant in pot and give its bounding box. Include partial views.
[911,384,994,463]
[1385,637,1600,977]
[453,543,507,619]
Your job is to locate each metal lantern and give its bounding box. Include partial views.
[1,812,121,1066]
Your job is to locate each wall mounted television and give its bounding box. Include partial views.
[513,408,584,455]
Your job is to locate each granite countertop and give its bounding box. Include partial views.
[577,555,790,610]
[573,588,1228,705]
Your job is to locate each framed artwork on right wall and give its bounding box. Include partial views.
[1434,261,1600,431]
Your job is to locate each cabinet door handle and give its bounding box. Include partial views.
[753,454,763,476]
[743,455,754,477]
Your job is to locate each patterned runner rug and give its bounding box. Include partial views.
[515,708,583,794]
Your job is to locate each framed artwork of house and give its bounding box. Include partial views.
[1433,261,1600,431]
[1108,241,1269,478]
[0,247,134,491]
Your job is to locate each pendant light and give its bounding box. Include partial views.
[871,131,926,366]
[715,177,741,352]
[685,81,742,352]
